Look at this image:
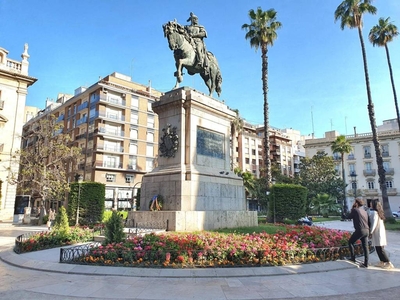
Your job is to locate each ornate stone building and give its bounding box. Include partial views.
[0,44,37,221]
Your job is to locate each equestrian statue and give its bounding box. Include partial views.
[163,12,222,97]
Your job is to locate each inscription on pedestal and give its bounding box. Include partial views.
[196,127,224,159]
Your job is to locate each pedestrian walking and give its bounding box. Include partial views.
[48,208,56,230]
[348,198,370,268]
[369,200,394,269]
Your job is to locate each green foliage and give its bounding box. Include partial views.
[104,211,126,244]
[53,206,70,238]
[68,181,105,226]
[312,193,341,217]
[268,184,307,222]
[298,151,344,213]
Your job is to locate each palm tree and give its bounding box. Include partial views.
[335,0,392,218]
[242,7,282,190]
[230,109,244,170]
[331,135,352,213]
[369,17,399,131]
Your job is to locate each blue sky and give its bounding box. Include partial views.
[1,0,399,138]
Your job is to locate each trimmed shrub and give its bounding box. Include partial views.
[104,211,125,244]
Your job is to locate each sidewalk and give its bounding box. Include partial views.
[0,220,399,299]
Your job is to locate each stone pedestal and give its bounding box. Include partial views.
[129,87,257,231]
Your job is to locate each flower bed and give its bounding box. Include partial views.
[14,227,94,254]
[70,225,369,268]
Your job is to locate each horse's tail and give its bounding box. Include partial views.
[215,70,222,97]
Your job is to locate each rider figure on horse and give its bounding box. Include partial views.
[185,12,209,73]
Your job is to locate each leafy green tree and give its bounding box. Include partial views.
[242,7,282,189]
[369,17,399,131]
[234,168,256,198]
[312,193,341,217]
[271,162,296,184]
[104,210,125,244]
[331,135,352,213]
[298,151,344,213]
[8,115,80,206]
[335,0,392,218]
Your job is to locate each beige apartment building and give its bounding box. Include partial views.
[304,119,400,211]
[0,44,37,221]
[21,72,162,211]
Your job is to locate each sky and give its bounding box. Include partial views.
[1,0,399,138]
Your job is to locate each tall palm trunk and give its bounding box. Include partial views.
[261,44,271,189]
[341,156,348,213]
[384,44,400,131]
[357,26,391,217]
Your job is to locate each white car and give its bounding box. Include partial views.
[393,211,400,218]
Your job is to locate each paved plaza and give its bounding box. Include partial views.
[0,220,399,300]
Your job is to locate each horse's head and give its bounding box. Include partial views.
[163,20,185,51]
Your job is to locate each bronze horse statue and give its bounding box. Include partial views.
[163,20,222,97]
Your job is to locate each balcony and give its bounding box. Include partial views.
[96,144,124,153]
[364,189,378,195]
[387,188,397,196]
[98,111,125,122]
[363,169,376,176]
[384,168,394,175]
[348,154,355,160]
[94,161,123,169]
[96,126,125,138]
[76,116,87,126]
[382,151,389,157]
[77,102,88,112]
[100,94,126,107]
[127,164,137,170]
[364,153,371,159]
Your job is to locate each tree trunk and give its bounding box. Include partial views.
[358,26,392,218]
[261,45,271,189]
[385,44,400,131]
[341,156,348,213]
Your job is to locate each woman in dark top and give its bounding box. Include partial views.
[348,198,369,268]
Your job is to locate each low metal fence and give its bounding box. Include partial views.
[14,231,47,254]
[59,241,374,267]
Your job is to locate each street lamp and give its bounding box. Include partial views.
[75,174,83,226]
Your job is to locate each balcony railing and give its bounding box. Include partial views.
[364,189,378,195]
[98,111,125,122]
[364,153,371,159]
[384,168,394,175]
[76,116,87,126]
[363,169,376,176]
[348,154,355,160]
[127,164,137,170]
[94,161,123,169]
[387,188,397,195]
[382,152,389,157]
[96,144,124,153]
[77,101,88,112]
[96,126,124,137]
[100,94,126,107]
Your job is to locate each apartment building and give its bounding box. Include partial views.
[0,44,37,221]
[304,119,400,210]
[21,72,162,211]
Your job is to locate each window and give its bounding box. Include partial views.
[351,182,357,190]
[106,174,116,182]
[128,156,137,170]
[386,181,393,188]
[146,158,154,171]
[349,164,355,173]
[252,149,256,155]
[367,181,375,189]
[131,96,139,109]
[333,152,340,160]
[383,161,390,171]
[365,162,372,171]
[245,158,250,164]
[363,146,371,158]
[125,175,134,183]
[244,148,249,154]
[130,110,138,124]
[382,144,389,156]
[146,144,153,156]
[130,127,138,139]
[147,100,154,112]
[147,115,154,128]
[129,142,138,155]
[147,131,154,142]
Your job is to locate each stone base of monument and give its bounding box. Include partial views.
[130,87,257,232]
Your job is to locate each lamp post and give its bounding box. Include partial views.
[350,171,357,205]
[75,174,83,226]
